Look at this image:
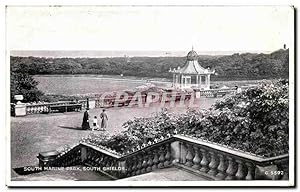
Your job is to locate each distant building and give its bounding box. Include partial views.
[169,49,215,90]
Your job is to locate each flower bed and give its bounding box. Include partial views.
[84,79,289,157]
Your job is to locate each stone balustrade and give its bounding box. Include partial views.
[172,135,289,180]
[38,134,289,180]
[12,101,85,116]
[119,138,173,178]
[25,103,50,114]
[199,89,236,98]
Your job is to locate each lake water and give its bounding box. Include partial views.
[34,74,262,96]
[34,75,171,95]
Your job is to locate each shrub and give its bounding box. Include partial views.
[88,79,289,157]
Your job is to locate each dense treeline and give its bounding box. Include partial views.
[10,49,289,80]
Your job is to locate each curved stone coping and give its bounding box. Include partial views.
[119,137,175,159]
[59,134,288,163]
[173,135,289,163]
[80,143,122,159]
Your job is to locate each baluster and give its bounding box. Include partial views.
[280,163,289,180]
[245,162,254,180]
[192,146,201,169]
[30,106,33,114]
[135,155,142,175]
[225,157,236,180]
[282,172,289,180]
[112,159,118,177]
[164,143,171,167]
[96,155,101,166]
[105,158,111,174]
[158,146,165,169]
[200,148,209,172]
[181,142,187,164]
[146,152,153,172]
[235,159,246,180]
[208,152,219,176]
[98,154,104,166]
[185,143,194,167]
[152,149,159,170]
[101,156,107,167]
[141,155,147,174]
[216,154,227,180]
[131,157,137,176]
[126,160,132,177]
[173,142,181,164]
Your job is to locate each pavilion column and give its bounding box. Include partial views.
[196,75,199,88]
[172,74,175,87]
[174,75,177,88]
[199,75,201,89]
[180,75,183,88]
[207,75,210,89]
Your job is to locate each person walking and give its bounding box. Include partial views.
[81,109,90,130]
[100,109,108,131]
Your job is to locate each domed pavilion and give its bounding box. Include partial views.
[169,49,215,90]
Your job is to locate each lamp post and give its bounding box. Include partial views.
[86,98,89,110]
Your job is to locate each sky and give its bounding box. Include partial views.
[6,6,294,57]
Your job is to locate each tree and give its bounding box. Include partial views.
[10,72,44,103]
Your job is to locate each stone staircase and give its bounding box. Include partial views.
[35,134,289,181]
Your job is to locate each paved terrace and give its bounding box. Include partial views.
[10,98,218,180]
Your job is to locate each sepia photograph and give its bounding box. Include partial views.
[6,5,295,187]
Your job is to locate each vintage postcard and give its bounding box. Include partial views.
[6,5,295,187]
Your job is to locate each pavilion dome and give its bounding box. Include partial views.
[187,50,198,61]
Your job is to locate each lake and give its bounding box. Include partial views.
[34,74,171,95]
[34,74,263,96]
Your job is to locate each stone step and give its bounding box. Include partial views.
[120,167,208,181]
[11,165,112,181]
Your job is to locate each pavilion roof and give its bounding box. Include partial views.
[171,60,215,75]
